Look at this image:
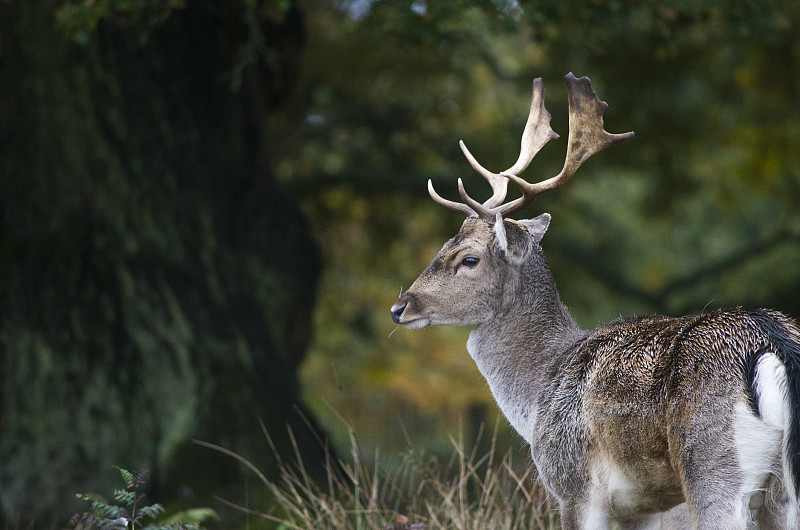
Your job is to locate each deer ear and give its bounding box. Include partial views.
[493,213,508,253]
[518,213,551,244]
[495,215,531,265]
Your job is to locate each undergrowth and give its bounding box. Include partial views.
[195,420,558,530]
[68,467,216,530]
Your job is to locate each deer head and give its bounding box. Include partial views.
[390,74,633,329]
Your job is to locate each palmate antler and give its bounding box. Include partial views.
[429,73,634,220]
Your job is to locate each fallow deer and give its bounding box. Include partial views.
[390,74,800,529]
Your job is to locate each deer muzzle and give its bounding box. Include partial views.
[390,291,431,329]
[390,299,407,324]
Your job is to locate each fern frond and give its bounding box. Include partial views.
[75,493,125,519]
[115,466,136,488]
[114,488,136,505]
[71,467,210,530]
[138,503,165,520]
[133,468,150,487]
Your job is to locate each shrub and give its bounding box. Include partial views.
[68,467,216,530]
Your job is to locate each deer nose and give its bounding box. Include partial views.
[390,302,406,324]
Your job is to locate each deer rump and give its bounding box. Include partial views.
[530,308,800,519]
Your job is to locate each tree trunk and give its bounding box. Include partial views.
[0,0,325,524]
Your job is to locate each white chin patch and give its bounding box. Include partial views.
[403,318,431,330]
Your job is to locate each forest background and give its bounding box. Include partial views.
[2,0,800,527]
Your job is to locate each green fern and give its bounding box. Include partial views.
[114,489,136,506]
[68,467,215,530]
[117,467,136,489]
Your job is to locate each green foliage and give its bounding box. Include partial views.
[0,0,324,524]
[68,467,216,530]
[280,0,800,458]
[55,0,186,45]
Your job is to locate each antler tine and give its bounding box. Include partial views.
[496,73,634,217]
[458,140,509,210]
[459,78,559,212]
[427,179,478,217]
[427,177,488,218]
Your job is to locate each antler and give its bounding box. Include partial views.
[428,73,634,220]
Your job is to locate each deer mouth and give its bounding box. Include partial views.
[390,295,431,329]
[399,316,431,329]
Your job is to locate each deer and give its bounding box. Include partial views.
[389,73,800,529]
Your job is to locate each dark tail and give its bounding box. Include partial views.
[780,336,800,501]
[760,310,800,501]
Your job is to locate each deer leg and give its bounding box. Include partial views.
[558,503,582,530]
[755,473,800,530]
[676,452,750,530]
[671,443,752,530]
[684,495,749,530]
[757,501,800,530]
[659,503,692,530]
[558,496,611,530]
[667,398,757,529]
[616,514,663,530]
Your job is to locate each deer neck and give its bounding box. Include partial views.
[465,259,584,444]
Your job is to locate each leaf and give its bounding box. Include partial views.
[113,488,136,506]
[115,467,135,489]
[137,503,165,520]
[133,468,151,488]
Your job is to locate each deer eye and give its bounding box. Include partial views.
[460,256,479,268]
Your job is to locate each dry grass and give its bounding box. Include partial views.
[196,421,558,530]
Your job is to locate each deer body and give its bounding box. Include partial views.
[390,75,800,528]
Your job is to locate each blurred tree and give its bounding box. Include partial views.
[0,0,328,525]
[271,0,800,455]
